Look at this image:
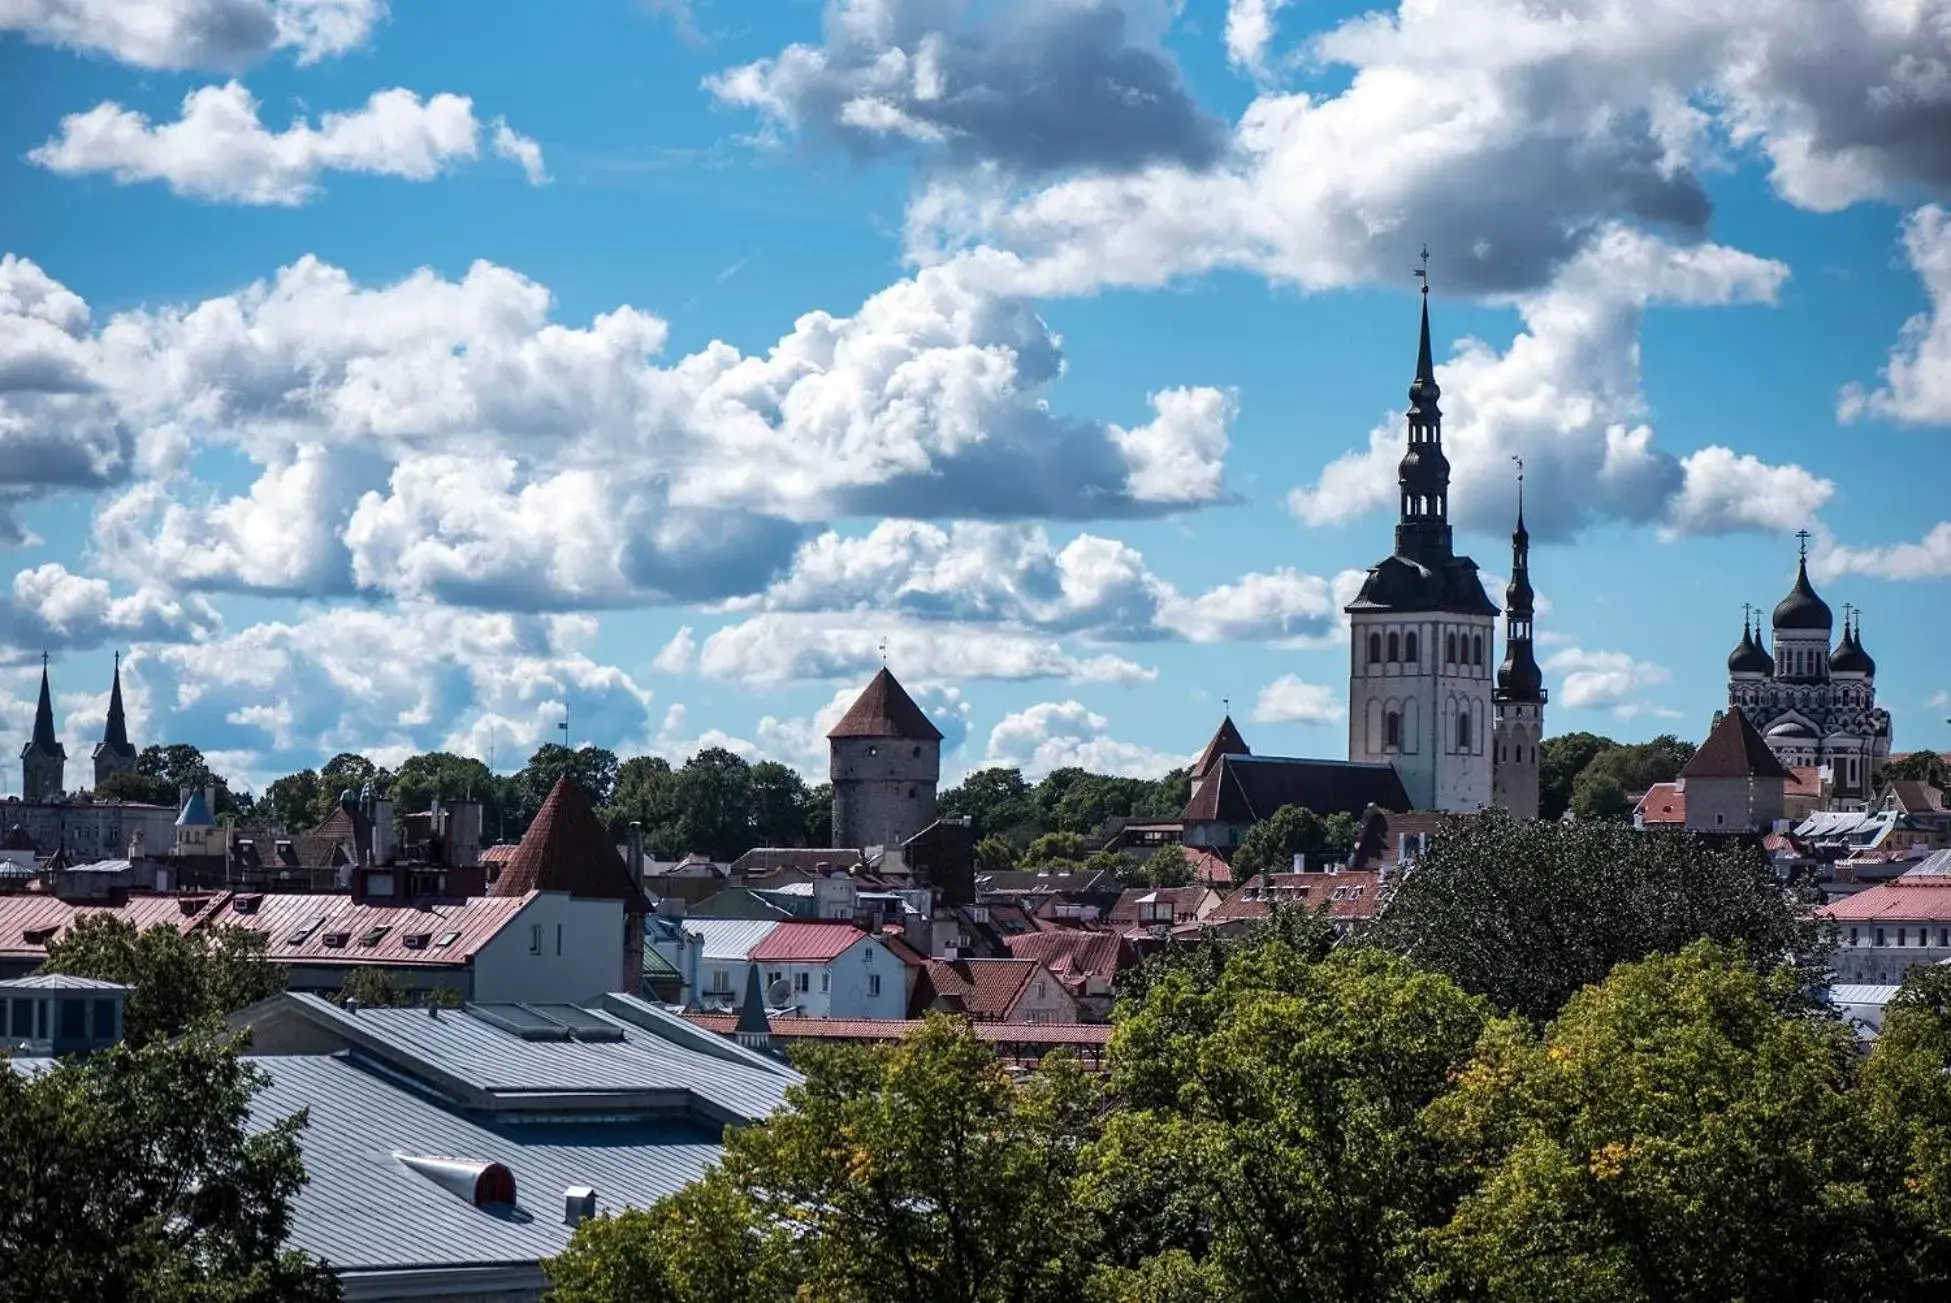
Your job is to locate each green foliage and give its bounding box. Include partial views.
[748,761,810,848]
[0,1022,340,1302]
[544,1016,1102,1302]
[259,769,323,831]
[332,967,458,1010]
[803,781,834,847]
[1883,750,1951,789]
[42,914,287,1048]
[1362,813,1821,1023]
[1857,965,1951,1286]
[940,766,1188,849]
[1023,830,1087,868]
[1538,733,1617,822]
[939,767,1041,841]
[1567,768,1631,822]
[135,742,247,817]
[92,768,178,806]
[675,747,755,861]
[1539,733,1695,822]
[975,834,1018,874]
[519,743,621,820]
[1136,842,1193,888]
[1425,941,1875,1302]
[1233,804,1359,877]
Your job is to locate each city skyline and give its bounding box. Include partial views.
[3,0,1948,797]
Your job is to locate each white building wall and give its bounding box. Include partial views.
[1348,611,1495,813]
[1830,922,1951,984]
[1008,968,1080,1024]
[470,892,626,1005]
[739,936,911,1019]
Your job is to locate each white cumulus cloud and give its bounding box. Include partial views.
[984,699,1186,779]
[1840,206,1951,427]
[0,0,384,71]
[1251,674,1344,725]
[1544,645,1674,714]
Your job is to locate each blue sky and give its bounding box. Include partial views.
[2,0,1947,798]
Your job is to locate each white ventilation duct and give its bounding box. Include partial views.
[393,1152,517,1206]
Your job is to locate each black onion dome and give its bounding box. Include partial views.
[1496,649,1543,698]
[1506,568,1534,611]
[1398,440,1449,484]
[1830,622,1874,676]
[1772,558,1833,631]
[1728,623,1773,675]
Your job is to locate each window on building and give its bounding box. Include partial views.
[8,999,30,1039]
[91,998,114,1040]
[529,923,542,955]
[1457,713,1472,751]
[1900,927,1908,946]
[1384,711,1402,750]
[1368,633,1382,664]
[711,969,731,993]
[821,972,831,993]
[869,973,883,998]
[1446,632,1457,664]
[1877,928,1887,946]
[59,998,85,1040]
[907,787,916,799]
[1472,634,1484,666]
[1387,632,1400,662]
[1940,928,1949,947]
[794,972,810,993]
[1849,927,1859,945]
[1404,632,1419,663]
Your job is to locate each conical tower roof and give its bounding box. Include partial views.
[492,774,645,911]
[1682,707,1793,781]
[29,655,62,757]
[827,667,942,741]
[1772,556,1832,631]
[1192,716,1249,779]
[101,651,133,755]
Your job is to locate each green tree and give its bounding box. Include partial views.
[1580,734,1695,797]
[1139,842,1193,888]
[1854,964,1951,1290]
[517,743,621,825]
[1362,814,1821,1023]
[1538,732,1617,821]
[387,750,499,824]
[803,782,834,847]
[42,914,287,1047]
[675,747,755,861]
[545,1016,1102,1302]
[749,760,811,847]
[1022,830,1087,868]
[0,1022,340,1302]
[1567,768,1631,822]
[1091,931,1490,1299]
[975,835,1018,874]
[1233,804,1355,877]
[332,967,459,1010]
[260,769,323,831]
[1134,768,1192,820]
[1425,941,1874,1303]
[91,768,178,806]
[1882,750,1951,789]
[135,742,245,817]
[939,767,1040,842]
[316,753,388,820]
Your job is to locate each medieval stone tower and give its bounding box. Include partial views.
[1491,479,1547,819]
[828,667,942,850]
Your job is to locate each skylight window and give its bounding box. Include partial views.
[434,930,462,948]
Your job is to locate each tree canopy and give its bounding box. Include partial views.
[1539,732,1695,822]
[42,913,287,1048]
[1232,804,1362,877]
[1361,813,1820,1023]
[0,1023,339,1302]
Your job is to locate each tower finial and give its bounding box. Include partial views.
[877,635,888,666]
[1413,243,1430,294]
[1511,455,1525,525]
[1796,528,1812,561]
[1741,600,1753,635]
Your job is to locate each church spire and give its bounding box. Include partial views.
[1494,462,1545,705]
[31,653,58,753]
[102,651,131,753]
[1394,247,1453,564]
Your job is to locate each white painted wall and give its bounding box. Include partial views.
[471,892,626,1004]
[1348,611,1494,812]
[1008,967,1080,1024]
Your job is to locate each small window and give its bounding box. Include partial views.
[1876,928,1887,946]
[869,973,882,998]
[91,998,114,1040]
[1384,711,1402,750]
[1404,632,1419,664]
[907,787,916,799]
[530,923,542,955]
[434,930,461,948]
[322,931,351,948]
[359,925,390,947]
[1899,927,1908,947]
[912,746,922,757]
[794,972,810,993]
[9,998,32,1038]
[1457,713,1472,751]
[1849,927,1859,945]
[1368,633,1382,665]
[1472,634,1484,666]
[288,915,325,944]
[711,969,732,993]
[1940,929,1948,947]
[1387,632,1401,662]
[60,998,86,1039]
[1446,632,1457,664]
[821,972,831,993]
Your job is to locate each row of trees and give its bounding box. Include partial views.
[543,816,1951,1301]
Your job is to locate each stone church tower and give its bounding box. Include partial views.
[829,667,942,850]
[21,654,65,802]
[1345,271,1498,813]
[92,652,138,789]
[1492,479,1547,819]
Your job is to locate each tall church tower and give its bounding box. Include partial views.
[1491,472,1547,818]
[92,651,137,789]
[21,654,66,803]
[1345,261,1499,813]
[828,667,942,850]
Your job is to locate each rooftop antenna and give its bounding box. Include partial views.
[1222,696,1231,717]
[558,703,570,753]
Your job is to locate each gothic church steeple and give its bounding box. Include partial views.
[21,653,66,802]
[1492,466,1546,819]
[92,651,138,789]
[1395,252,1454,566]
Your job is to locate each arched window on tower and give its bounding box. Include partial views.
[1472,634,1484,667]
[1446,632,1457,665]
[1387,632,1400,662]
[1404,632,1419,664]
[1385,711,1402,750]
[1368,633,1382,665]
[1457,712,1472,752]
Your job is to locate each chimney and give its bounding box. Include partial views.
[563,1186,597,1227]
[373,798,395,865]
[628,820,645,897]
[1291,852,1307,874]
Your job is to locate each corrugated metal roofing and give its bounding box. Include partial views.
[683,918,780,961]
[749,921,868,964]
[0,891,225,962]
[212,891,534,968]
[0,972,130,991]
[247,1055,726,1275]
[272,993,794,1121]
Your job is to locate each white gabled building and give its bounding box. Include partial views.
[679,918,912,1020]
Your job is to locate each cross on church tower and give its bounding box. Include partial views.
[1413,243,1431,294]
[1796,528,1812,560]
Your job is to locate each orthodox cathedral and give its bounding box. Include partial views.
[1344,272,1547,817]
[1724,537,1891,803]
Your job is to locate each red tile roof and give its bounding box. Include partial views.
[479,844,519,865]
[1192,716,1249,778]
[491,776,645,912]
[683,1012,1110,1047]
[1109,885,1218,924]
[1786,766,1823,799]
[210,890,535,966]
[827,668,942,741]
[1635,782,1686,825]
[912,958,1038,1019]
[1889,781,1947,815]
[1004,930,1125,985]
[1818,880,1951,922]
[749,921,870,963]
[1208,870,1393,923]
[1180,846,1234,886]
[0,892,227,961]
[1682,708,1793,781]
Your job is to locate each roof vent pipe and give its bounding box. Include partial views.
[393,1153,518,1207]
[564,1186,597,1227]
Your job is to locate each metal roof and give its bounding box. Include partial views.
[248,993,796,1122]
[749,921,870,964]
[0,892,223,962]
[210,891,538,968]
[1828,984,1901,1006]
[247,1055,727,1277]
[682,917,780,961]
[0,972,131,992]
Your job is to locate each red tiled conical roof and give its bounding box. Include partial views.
[827,668,942,741]
[491,775,645,912]
[1681,707,1793,781]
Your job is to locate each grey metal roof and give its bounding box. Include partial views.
[0,972,132,992]
[1828,984,1901,1006]
[683,917,780,961]
[266,993,796,1122]
[249,1054,726,1276]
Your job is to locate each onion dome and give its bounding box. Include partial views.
[1495,647,1543,698]
[1398,439,1449,484]
[1772,556,1832,631]
[1830,616,1875,676]
[1727,618,1773,675]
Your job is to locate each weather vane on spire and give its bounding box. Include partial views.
[877,636,889,666]
[1413,244,1431,294]
[1796,528,1812,561]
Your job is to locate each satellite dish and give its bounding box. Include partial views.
[766,978,793,1006]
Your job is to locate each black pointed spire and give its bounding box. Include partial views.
[102,651,131,752]
[1409,251,1441,416]
[1495,464,1545,705]
[1394,249,1454,565]
[31,653,59,753]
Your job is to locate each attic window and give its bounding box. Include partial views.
[359,925,390,947]
[321,931,351,948]
[288,916,325,944]
[434,930,461,948]
[402,932,432,949]
[23,926,57,945]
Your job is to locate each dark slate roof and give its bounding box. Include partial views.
[27,662,63,758]
[99,655,134,756]
[1192,716,1249,778]
[292,804,369,869]
[1181,754,1411,824]
[1682,709,1794,781]
[1727,621,1774,675]
[1345,553,1499,617]
[1772,557,1832,631]
[827,668,942,741]
[491,776,646,912]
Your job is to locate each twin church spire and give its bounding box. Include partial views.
[20,652,138,802]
